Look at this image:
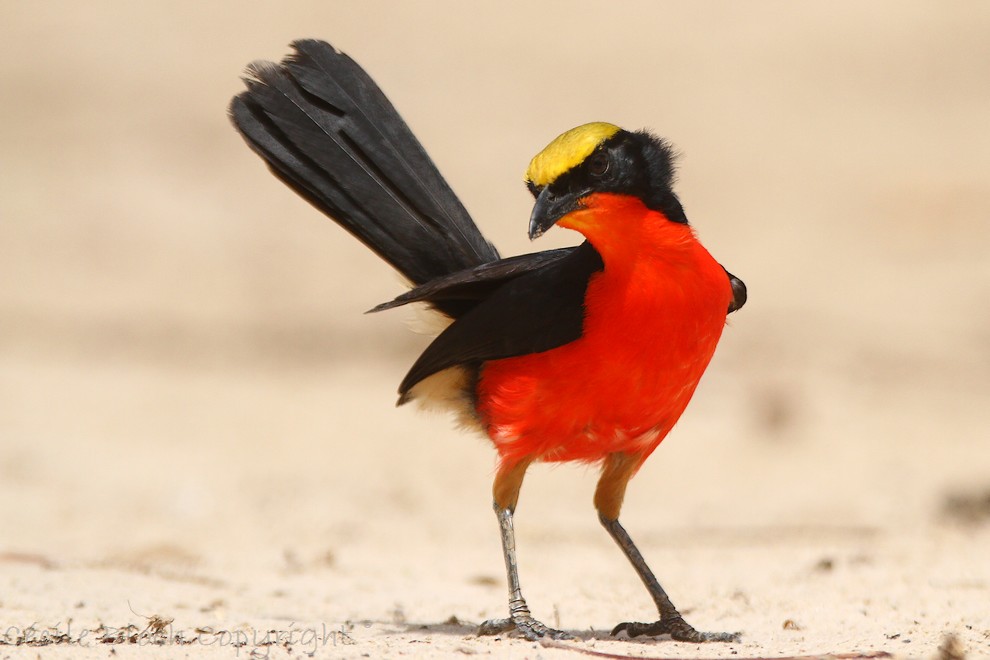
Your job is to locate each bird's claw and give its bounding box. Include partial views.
[611,615,739,643]
[479,615,574,641]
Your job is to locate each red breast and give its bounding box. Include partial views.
[477,193,732,469]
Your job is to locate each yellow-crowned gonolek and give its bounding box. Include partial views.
[231,40,746,642]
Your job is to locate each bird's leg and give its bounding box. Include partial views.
[478,457,573,641]
[595,452,739,643]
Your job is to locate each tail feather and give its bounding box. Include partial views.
[230,40,499,287]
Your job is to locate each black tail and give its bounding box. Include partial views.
[229,39,499,288]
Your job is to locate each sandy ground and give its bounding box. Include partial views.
[2,2,990,658]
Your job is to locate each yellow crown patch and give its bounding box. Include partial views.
[525,122,622,188]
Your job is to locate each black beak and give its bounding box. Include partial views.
[528,186,588,240]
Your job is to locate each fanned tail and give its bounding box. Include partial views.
[229,39,499,289]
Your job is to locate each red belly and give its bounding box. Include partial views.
[476,246,731,469]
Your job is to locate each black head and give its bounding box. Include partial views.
[526,125,688,239]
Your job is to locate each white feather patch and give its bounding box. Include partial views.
[402,365,484,434]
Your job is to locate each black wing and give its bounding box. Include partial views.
[399,242,604,396]
[369,246,577,318]
[725,270,747,313]
[229,40,499,289]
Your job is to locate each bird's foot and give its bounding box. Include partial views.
[478,614,574,641]
[611,615,739,643]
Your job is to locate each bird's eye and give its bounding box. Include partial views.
[587,151,610,178]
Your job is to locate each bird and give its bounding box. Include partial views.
[230,39,746,643]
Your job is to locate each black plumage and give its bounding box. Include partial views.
[230,39,498,293]
[398,242,604,396]
[528,130,689,228]
[369,247,577,316]
[230,40,744,398]
[726,271,747,313]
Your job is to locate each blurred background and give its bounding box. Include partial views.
[1,1,988,655]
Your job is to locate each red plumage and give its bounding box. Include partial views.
[231,41,745,643]
[478,193,731,470]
